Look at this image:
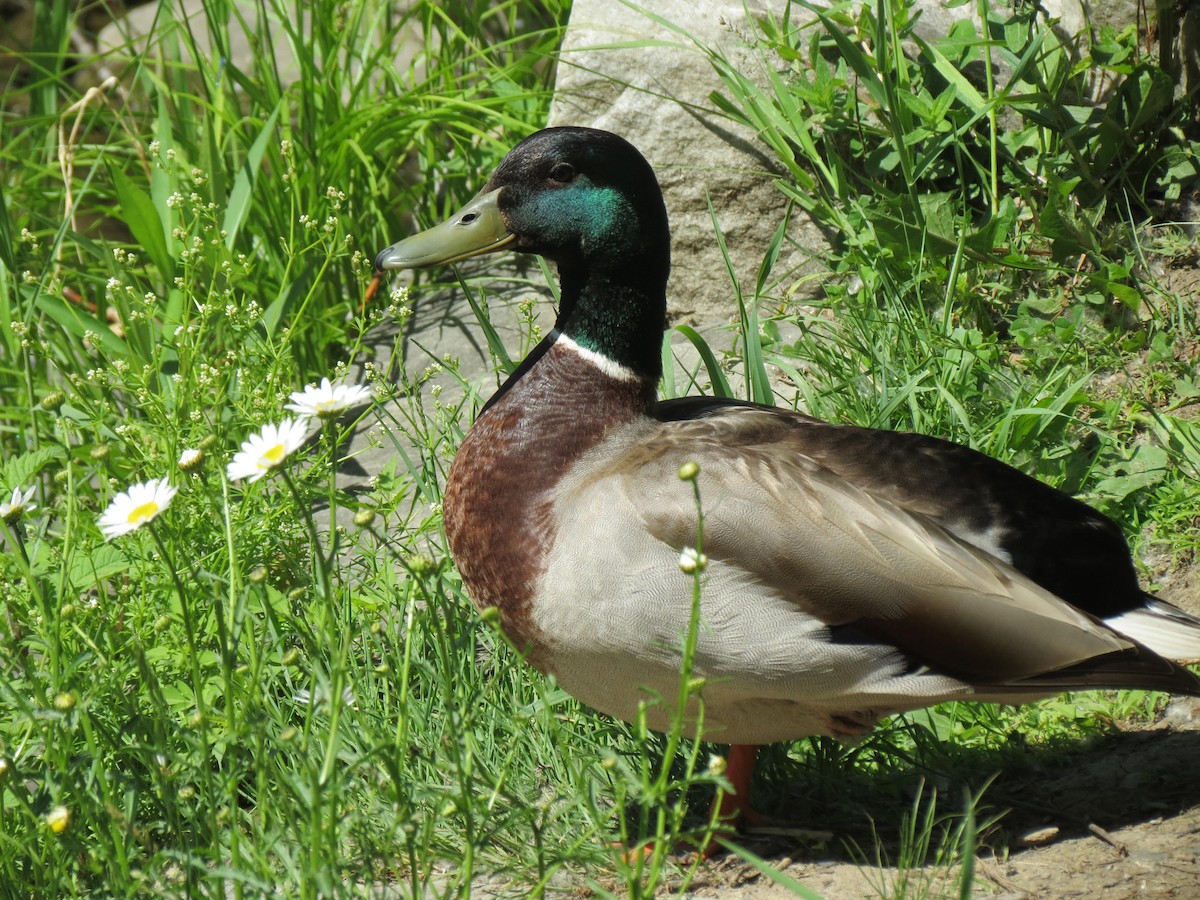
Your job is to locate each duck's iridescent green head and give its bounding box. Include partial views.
[376,127,669,283]
[376,127,671,378]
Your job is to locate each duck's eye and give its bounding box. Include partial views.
[548,163,575,184]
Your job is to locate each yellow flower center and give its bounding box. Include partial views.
[314,400,343,420]
[128,501,159,524]
[46,806,71,833]
[261,443,287,466]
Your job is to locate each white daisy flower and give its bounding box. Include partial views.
[0,485,37,524]
[97,478,177,539]
[226,418,308,483]
[285,377,372,420]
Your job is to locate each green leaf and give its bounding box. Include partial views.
[1107,282,1142,311]
[755,205,790,296]
[707,194,772,405]
[223,99,284,249]
[1091,445,1170,503]
[0,181,15,274]
[1,446,66,489]
[109,165,175,284]
[36,292,129,358]
[719,841,826,899]
[914,32,987,113]
[673,325,733,398]
[67,543,131,589]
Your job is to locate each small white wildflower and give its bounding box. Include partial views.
[677,546,708,574]
[0,485,37,524]
[226,419,308,483]
[97,478,177,539]
[285,378,372,420]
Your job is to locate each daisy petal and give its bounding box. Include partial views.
[178,448,204,472]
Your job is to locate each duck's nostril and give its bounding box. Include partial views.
[461,213,478,224]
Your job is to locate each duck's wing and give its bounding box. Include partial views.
[656,397,1200,664]
[613,401,1200,695]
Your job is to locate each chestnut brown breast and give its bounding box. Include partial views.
[442,338,654,663]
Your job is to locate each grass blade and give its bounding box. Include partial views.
[223,99,284,249]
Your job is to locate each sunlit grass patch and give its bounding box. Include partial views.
[2,0,1199,897]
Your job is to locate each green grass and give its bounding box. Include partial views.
[2,0,1199,897]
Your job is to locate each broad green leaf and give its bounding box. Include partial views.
[0,446,66,489]
[223,99,284,249]
[67,543,131,589]
[110,165,174,284]
[36,292,128,358]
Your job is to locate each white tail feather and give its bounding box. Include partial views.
[1104,598,1200,662]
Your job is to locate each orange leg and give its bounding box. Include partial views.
[709,743,767,828]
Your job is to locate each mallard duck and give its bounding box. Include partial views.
[376,126,1200,824]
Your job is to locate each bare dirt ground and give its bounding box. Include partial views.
[676,698,1200,899]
